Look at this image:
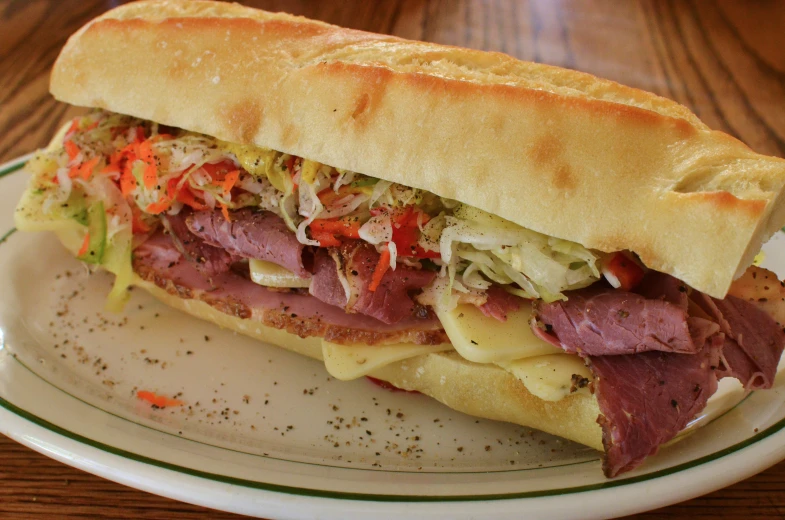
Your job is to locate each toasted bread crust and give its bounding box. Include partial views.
[50,0,785,298]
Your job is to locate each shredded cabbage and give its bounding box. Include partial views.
[436,205,600,305]
[21,109,604,315]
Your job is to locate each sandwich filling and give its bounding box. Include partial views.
[15,110,785,477]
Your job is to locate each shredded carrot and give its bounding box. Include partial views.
[66,119,80,136]
[220,202,231,221]
[77,232,90,257]
[137,390,183,408]
[120,166,137,196]
[143,163,157,189]
[369,247,391,292]
[146,199,171,215]
[78,157,99,180]
[222,170,240,195]
[64,140,80,161]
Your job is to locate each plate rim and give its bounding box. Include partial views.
[2,153,785,516]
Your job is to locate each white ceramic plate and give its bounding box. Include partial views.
[2,154,785,520]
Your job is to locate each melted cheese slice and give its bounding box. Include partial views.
[321,340,452,381]
[249,259,311,288]
[496,354,592,402]
[435,303,562,363]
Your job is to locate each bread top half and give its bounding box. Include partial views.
[50,0,785,298]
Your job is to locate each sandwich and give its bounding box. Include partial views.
[14,0,785,478]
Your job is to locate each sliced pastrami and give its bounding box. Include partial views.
[309,242,436,325]
[133,232,445,345]
[532,287,699,356]
[186,209,311,277]
[693,293,785,390]
[590,334,722,477]
[161,211,234,277]
[479,285,524,322]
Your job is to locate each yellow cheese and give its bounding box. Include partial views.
[249,259,311,288]
[435,303,562,363]
[321,340,452,381]
[496,354,592,402]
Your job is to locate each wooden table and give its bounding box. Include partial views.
[2,0,785,518]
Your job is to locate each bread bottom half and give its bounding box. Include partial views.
[134,276,605,451]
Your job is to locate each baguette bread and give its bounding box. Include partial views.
[50,0,785,298]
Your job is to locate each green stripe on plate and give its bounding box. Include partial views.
[1,369,784,502]
[0,159,26,178]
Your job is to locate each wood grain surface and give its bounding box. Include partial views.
[2,0,785,518]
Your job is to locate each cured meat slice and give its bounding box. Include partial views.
[309,243,436,325]
[133,232,447,346]
[533,286,699,356]
[590,335,722,477]
[186,209,311,277]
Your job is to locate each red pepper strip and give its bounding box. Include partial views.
[602,252,646,291]
[311,229,341,247]
[137,390,183,408]
[392,225,419,257]
[369,247,391,292]
[162,176,208,212]
[392,225,439,258]
[286,156,298,188]
[64,140,80,161]
[201,160,237,182]
[135,126,146,142]
[369,206,437,259]
[77,232,90,257]
[222,170,240,195]
[310,218,362,239]
[176,186,207,211]
[131,207,151,234]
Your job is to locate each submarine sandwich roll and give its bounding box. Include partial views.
[15,0,785,477]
